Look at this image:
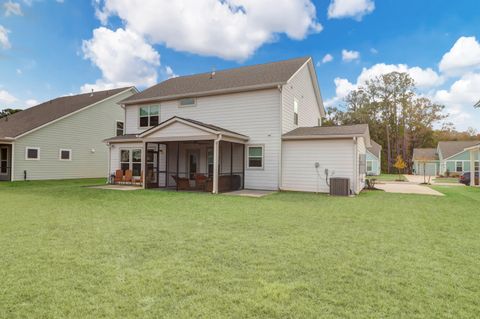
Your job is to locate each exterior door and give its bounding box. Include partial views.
[187,150,200,180]
[0,146,9,180]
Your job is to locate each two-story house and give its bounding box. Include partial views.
[105,57,371,194]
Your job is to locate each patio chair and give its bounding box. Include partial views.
[114,170,123,184]
[134,171,144,186]
[171,175,190,190]
[194,173,207,191]
[124,170,133,185]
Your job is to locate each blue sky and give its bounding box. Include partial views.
[1,0,479,130]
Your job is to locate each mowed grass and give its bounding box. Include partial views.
[434,177,461,184]
[1,180,480,318]
[373,173,406,181]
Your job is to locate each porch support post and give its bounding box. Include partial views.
[142,142,147,189]
[230,142,233,176]
[242,144,245,189]
[213,136,221,194]
[470,150,475,186]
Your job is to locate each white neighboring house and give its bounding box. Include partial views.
[0,87,136,181]
[105,57,371,194]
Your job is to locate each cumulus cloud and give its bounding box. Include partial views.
[439,36,480,77]
[0,25,11,49]
[342,49,360,62]
[81,27,160,93]
[94,0,322,60]
[325,63,444,107]
[165,66,178,79]
[322,53,333,64]
[4,1,22,16]
[328,0,374,21]
[0,89,18,105]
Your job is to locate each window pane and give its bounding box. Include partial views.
[116,122,124,136]
[249,158,262,168]
[27,149,38,159]
[248,147,262,157]
[140,107,149,116]
[149,105,159,115]
[0,148,6,160]
[1,161,7,173]
[180,98,196,106]
[132,149,142,162]
[121,150,130,162]
[121,163,130,173]
[150,115,159,127]
[132,163,142,176]
[456,162,462,172]
[61,150,70,160]
[139,116,149,127]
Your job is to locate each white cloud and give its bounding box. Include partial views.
[322,53,333,64]
[165,66,178,79]
[4,1,22,16]
[432,72,480,129]
[25,99,38,107]
[328,0,374,21]
[342,49,360,62]
[439,36,480,77]
[0,89,18,106]
[370,48,378,54]
[81,27,160,93]
[94,0,322,60]
[325,63,444,107]
[0,25,11,49]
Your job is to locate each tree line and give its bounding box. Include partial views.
[324,71,478,173]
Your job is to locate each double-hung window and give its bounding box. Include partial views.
[456,161,463,173]
[139,105,159,128]
[293,98,299,125]
[247,145,264,169]
[116,121,124,136]
[120,149,142,176]
[475,161,479,173]
[366,160,373,172]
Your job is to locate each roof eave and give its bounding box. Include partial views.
[121,82,284,106]
[282,134,366,140]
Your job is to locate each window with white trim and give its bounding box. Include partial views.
[59,149,72,161]
[116,121,124,136]
[139,105,159,128]
[26,147,40,160]
[247,145,264,169]
[179,98,196,107]
[120,149,142,176]
[475,161,479,172]
[456,161,463,172]
[366,160,373,172]
[293,98,299,125]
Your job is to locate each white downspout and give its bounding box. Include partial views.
[10,142,15,182]
[107,143,111,184]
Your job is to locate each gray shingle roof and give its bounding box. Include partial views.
[121,57,311,104]
[367,140,382,158]
[412,148,438,161]
[104,134,141,143]
[283,124,369,138]
[438,141,480,159]
[0,87,132,139]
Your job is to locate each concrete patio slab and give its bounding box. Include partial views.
[89,185,142,191]
[376,183,444,196]
[223,189,276,198]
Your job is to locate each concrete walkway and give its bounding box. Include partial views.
[223,189,276,198]
[89,184,142,191]
[376,183,444,196]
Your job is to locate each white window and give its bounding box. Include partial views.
[247,145,264,169]
[293,98,299,125]
[475,161,479,172]
[139,105,159,128]
[116,121,124,136]
[59,149,72,161]
[456,161,463,172]
[25,147,40,160]
[120,149,142,177]
[179,98,196,107]
[366,160,373,172]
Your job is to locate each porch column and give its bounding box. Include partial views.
[470,150,475,186]
[213,137,220,194]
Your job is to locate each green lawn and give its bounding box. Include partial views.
[1,180,479,318]
[434,177,461,184]
[370,173,406,181]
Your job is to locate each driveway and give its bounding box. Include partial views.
[375,182,444,196]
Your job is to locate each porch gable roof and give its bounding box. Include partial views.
[139,116,249,141]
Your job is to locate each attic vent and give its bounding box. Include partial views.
[210,68,216,79]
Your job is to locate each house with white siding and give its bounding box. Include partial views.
[105,57,371,194]
[0,87,136,181]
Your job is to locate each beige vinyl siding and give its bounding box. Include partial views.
[144,122,215,140]
[124,89,281,190]
[13,89,134,181]
[281,139,355,193]
[281,62,322,134]
[109,142,144,175]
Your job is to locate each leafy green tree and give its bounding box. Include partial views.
[0,108,22,119]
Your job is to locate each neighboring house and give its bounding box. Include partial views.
[366,140,381,175]
[412,141,480,176]
[412,148,439,176]
[0,87,136,181]
[105,57,371,194]
[464,143,480,186]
